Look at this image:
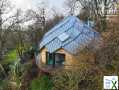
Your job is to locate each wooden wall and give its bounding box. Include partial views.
[38,48,95,68]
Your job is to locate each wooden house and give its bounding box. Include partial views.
[36,16,100,69]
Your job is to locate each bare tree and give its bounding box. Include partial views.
[0,0,13,60]
[0,0,29,60]
[77,0,117,32]
[65,0,77,15]
[26,7,46,46]
[9,9,33,58]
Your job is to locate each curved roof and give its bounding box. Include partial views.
[39,16,100,54]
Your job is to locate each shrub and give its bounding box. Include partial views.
[52,64,102,90]
[1,50,18,65]
[0,80,8,90]
[29,75,53,90]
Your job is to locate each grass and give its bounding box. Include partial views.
[1,49,18,65]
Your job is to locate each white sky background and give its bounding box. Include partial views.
[10,0,33,10]
[10,0,67,16]
[6,0,81,26]
[6,0,69,26]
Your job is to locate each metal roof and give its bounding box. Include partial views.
[39,16,100,54]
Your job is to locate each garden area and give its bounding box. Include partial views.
[1,0,119,90]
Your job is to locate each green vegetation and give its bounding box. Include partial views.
[52,64,102,90]
[29,75,53,90]
[1,50,18,65]
[0,0,119,90]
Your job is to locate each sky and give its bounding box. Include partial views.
[11,0,33,10]
[10,0,66,13]
[9,0,68,20]
[7,0,68,26]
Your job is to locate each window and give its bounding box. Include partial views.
[58,32,69,42]
[46,52,65,67]
[55,53,65,65]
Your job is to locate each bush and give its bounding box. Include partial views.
[96,30,119,73]
[52,64,102,90]
[52,69,80,90]
[0,80,8,90]
[1,49,18,65]
[29,75,53,90]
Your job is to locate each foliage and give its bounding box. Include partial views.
[95,17,119,73]
[0,64,6,80]
[77,0,115,32]
[0,80,8,90]
[0,59,32,90]
[0,0,119,90]
[29,75,53,90]
[1,50,18,65]
[52,64,102,90]
[6,60,24,90]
